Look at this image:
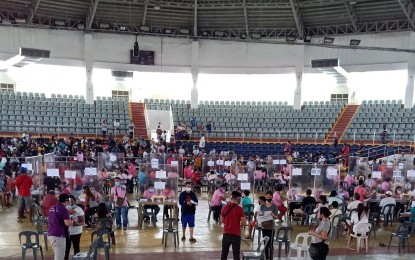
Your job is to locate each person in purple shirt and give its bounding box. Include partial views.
[48,193,73,260]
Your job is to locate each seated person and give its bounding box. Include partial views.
[142,184,160,222]
[379,190,396,223]
[293,189,316,215]
[161,186,175,218]
[96,202,116,245]
[211,184,227,223]
[347,193,361,212]
[346,203,369,251]
[41,190,59,217]
[224,171,236,183]
[330,201,342,226]
[399,205,415,223]
[207,171,217,181]
[328,190,344,206]
[287,183,299,200]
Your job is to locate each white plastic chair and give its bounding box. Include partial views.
[347,223,372,253]
[289,232,312,259]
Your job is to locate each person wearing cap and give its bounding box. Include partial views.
[179,181,198,243]
[48,193,73,260]
[379,190,396,223]
[211,184,227,223]
[15,166,33,223]
[220,190,246,260]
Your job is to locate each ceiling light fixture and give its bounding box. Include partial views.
[324,37,335,44]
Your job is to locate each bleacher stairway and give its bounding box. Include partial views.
[325,104,360,143]
[130,102,148,139]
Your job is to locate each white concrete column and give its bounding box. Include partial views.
[405,58,415,108]
[84,33,94,104]
[293,45,304,110]
[191,40,199,109]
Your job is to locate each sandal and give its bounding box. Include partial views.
[17,219,22,223]
[189,238,197,243]
[347,246,355,251]
[181,236,186,241]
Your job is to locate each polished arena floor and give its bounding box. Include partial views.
[1,192,414,259]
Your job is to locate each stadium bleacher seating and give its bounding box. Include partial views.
[144,99,346,140]
[344,99,410,141]
[0,91,130,134]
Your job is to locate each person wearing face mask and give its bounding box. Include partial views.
[211,184,227,223]
[110,177,129,230]
[260,191,279,260]
[244,196,266,240]
[64,195,84,260]
[41,190,59,217]
[48,193,73,260]
[179,182,198,243]
[142,183,160,223]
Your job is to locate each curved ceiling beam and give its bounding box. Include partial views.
[86,0,100,30]
[142,0,148,25]
[290,0,304,38]
[243,0,249,36]
[343,1,358,32]
[396,0,415,28]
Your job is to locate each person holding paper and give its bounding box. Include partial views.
[179,181,198,243]
[211,184,227,223]
[261,191,279,260]
[142,183,160,222]
[15,167,33,223]
[110,177,129,230]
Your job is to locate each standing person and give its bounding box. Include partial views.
[261,192,279,260]
[284,140,292,157]
[220,191,247,260]
[211,184,227,223]
[48,194,73,260]
[308,207,332,260]
[101,119,108,138]
[15,167,33,223]
[128,120,135,139]
[199,133,206,151]
[64,195,85,260]
[110,177,128,230]
[179,181,198,243]
[79,186,98,228]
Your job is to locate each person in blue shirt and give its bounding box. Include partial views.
[190,117,197,129]
[138,169,148,194]
[179,181,198,243]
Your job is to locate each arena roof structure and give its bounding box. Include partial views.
[0,0,415,39]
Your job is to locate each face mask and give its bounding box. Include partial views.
[149,188,155,193]
[185,187,192,192]
[91,189,95,193]
[266,198,272,202]
[318,188,323,192]
[55,192,60,196]
[397,190,402,194]
[115,182,120,187]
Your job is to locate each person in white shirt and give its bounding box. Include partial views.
[346,203,369,251]
[128,120,135,139]
[347,193,361,212]
[379,190,396,217]
[65,195,85,260]
[199,134,206,150]
[114,120,120,131]
[178,146,185,155]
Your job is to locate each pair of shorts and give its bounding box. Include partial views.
[18,196,33,210]
[181,214,195,228]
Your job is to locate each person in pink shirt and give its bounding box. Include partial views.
[76,151,84,162]
[110,177,129,230]
[344,172,355,187]
[162,186,175,218]
[184,165,194,180]
[381,178,391,193]
[353,179,367,202]
[272,186,287,221]
[211,184,226,223]
[142,183,160,222]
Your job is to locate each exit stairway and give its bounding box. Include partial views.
[324,104,360,143]
[130,102,149,139]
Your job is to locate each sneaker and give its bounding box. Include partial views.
[123,226,127,230]
[189,238,197,243]
[181,236,186,241]
[144,219,150,223]
[116,226,122,230]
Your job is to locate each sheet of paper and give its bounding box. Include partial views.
[386,161,393,167]
[46,168,59,177]
[224,161,232,167]
[292,168,302,176]
[407,170,415,178]
[64,170,76,179]
[237,173,248,181]
[85,168,97,176]
[241,182,251,190]
[155,170,167,179]
[393,171,402,178]
[154,181,165,190]
[171,161,179,166]
[279,159,287,165]
[22,163,33,171]
[216,160,224,165]
[398,163,404,170]
[311,168,321,176]
[272,160,280,165]
[327,168,338,176]
[372,171,382,178]
[110,155,117,162]
[151,158,159,169]
[207,160,215,167]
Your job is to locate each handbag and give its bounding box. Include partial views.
[115,188,125,206]
[261,220,274,229]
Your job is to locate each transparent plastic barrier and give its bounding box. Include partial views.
[137,163,179,200]
[98,152,124,176]
[148,153,183,177]
[201,154,237,176]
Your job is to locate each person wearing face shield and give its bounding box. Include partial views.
[110,177,129,230]
[64,195,84,260]
[220,191,246,260]
[179,181,198,243]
